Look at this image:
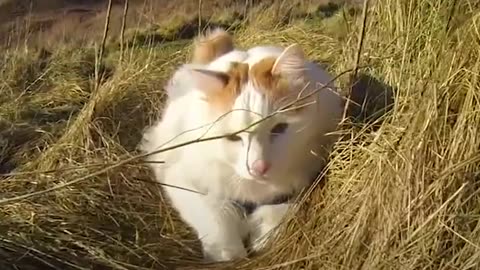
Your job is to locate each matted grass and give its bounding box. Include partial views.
[1,1,479,269]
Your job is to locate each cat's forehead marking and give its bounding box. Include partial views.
[249,57,290,102]
[249,56,311,115]
[207,61,249,111]
[207,56,303,115]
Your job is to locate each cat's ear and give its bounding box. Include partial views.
[190,68,229,94]
[271,44,306,79]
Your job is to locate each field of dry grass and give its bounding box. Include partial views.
[1,0,480,269]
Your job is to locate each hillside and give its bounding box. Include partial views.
[1,1,479,270]
[0,0,344,48]
[0,0,236,47]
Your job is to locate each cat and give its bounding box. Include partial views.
[139,28,344,262]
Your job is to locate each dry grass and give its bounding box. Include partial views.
[1,0,480,269]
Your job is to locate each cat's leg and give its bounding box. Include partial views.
[247,203,292,252]
[163,167,248,262]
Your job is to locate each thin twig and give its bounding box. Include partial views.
[119,0,129,63]
[441,222,480,250]
[0,160,164,178]
[95,0,113,89]
[404,183,468,246]
[198,0,203,33]
[132,178,206,195]
[342,0,370,120]
[446,0,458,33]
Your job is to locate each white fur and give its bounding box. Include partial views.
[139,44,344,262]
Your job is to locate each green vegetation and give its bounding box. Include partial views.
[1,1,479,269]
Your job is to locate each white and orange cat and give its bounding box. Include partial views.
[139,28,344,262]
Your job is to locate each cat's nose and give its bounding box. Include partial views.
[251,159,271,176]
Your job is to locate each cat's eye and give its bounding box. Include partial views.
[225,134,242,142]
[270,123,289,135]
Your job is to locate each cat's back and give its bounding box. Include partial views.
[207,49,248,72]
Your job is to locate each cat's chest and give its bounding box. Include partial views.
[202,173,297,203]
[225,181,289,203]
[185,159,306,203]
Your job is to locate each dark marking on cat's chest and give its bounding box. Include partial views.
[232,169,322,215]
[234,194,292,215]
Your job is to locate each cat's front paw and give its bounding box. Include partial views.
[202,242,247,262]
[248,203,289,252]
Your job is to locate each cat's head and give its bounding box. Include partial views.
[187,44,339,181]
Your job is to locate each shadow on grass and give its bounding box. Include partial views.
[346,72,396,129]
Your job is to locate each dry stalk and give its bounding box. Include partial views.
[119,0,130,63]
[342,0,370,120]
[198,0,203,33]
[95,0,113,90]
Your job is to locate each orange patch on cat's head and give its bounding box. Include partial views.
[249,44,310,112]
[193,44,309,114]
[202,62,249,112]
[249,57,291,101]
